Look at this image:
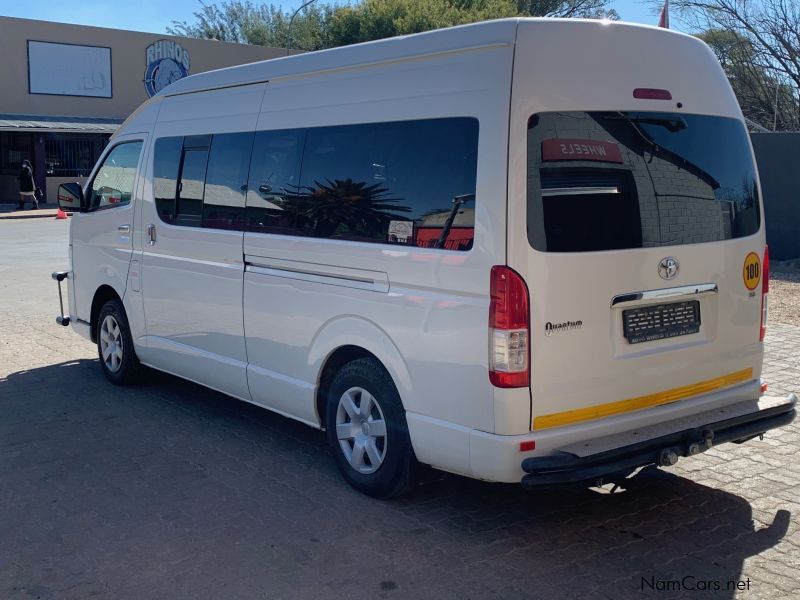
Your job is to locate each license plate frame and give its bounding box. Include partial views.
[623,300,701,344]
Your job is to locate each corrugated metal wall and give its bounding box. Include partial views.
[751,133,800,260]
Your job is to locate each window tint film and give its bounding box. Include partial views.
[245,129,305,234]
[294,118,478,250]
[203,132,253,230]
[89,141,143,210]
[527,112,760,252]
[151,118,479,248]
[175,135,210,227]
[153,137,182,223]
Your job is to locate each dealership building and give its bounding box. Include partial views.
[0,16,290,203]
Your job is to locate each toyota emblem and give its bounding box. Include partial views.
[658,257,680,280]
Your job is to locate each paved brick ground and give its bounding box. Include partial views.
[771,270,800,326]
[1,219,799,600]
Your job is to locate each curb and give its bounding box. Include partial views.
[0,210,61,221]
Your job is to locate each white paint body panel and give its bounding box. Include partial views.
[136,84,267,401]
[507,20,765,431]
[63,18,769,484]
[243,45,511,430]
[68,131,148,330]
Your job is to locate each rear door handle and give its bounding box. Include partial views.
[118,224,130,234]
[147,224,157,245]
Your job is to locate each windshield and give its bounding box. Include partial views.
[526,112,760,252]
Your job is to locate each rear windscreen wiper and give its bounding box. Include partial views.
[601,114,687,132]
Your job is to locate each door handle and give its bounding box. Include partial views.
[147,224,157,245]
[118,224,131,234]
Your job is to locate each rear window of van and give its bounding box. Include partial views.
[526,112,760,252]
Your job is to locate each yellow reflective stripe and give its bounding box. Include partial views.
[533,368,753,430]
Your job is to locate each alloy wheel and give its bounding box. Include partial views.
[100,315,123,373]
[335,386,388,474]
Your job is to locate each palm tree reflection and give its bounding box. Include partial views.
[288,178,412,239]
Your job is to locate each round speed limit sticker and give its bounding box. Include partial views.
[743,252,761,291]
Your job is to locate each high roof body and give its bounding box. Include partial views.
[157,18,686,97]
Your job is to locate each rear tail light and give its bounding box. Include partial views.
[760,245,769,341]
[489,266,530,388]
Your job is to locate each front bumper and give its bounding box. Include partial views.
[520,393,796,489]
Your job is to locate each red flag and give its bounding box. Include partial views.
[658,0,670,28]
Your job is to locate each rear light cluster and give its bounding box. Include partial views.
[489,266,530,388]
[760,245,769,342]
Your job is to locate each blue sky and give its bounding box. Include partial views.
[0,0,665,36]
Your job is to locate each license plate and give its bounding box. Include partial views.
[623,300,701,344]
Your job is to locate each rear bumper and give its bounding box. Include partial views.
[408,382,793,483]
[520,393,796,489]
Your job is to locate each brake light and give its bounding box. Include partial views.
[489,266,530,388]
[760,245,769,341]
[633,88,672,100]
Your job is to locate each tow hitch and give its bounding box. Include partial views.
[657,429,715,466]
[52,271,70,326]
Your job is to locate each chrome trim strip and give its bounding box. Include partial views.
[246,263,374,284]
[611,283,718,308]
[244,256,389,293]
[541,186,620,197]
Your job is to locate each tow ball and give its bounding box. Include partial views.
[657,429,715,466]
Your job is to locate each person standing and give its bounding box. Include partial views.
[17,160,39,210]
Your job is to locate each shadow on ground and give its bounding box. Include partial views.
[0,360,790,600]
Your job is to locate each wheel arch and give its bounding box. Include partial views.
[310,316,413,429]
[89,284,123,343]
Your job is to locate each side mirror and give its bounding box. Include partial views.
[57,182,86,213]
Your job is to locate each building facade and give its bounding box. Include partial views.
[0,16,290,203]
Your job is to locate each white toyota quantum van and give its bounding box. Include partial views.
[53,18,796,498]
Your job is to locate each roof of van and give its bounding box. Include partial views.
[158,18,677,97]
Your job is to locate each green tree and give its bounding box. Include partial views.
[168,1,334,50]
[326,0,519,46]
[170,0,618,52]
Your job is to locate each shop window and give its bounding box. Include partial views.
[45,134,107,177]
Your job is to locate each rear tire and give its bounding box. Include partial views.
[325,357,418,498]
[96,299,142,386]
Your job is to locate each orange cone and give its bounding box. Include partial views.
[56,208,68,220]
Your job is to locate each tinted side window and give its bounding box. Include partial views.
[154,137,182,223]
[89,141,143,210]
[294,118,478,250]
[151,118,480,246]
[203,132,253,230]
[245,129,304,234]
[175,135,211,227]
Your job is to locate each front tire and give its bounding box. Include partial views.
[325,358,418,498]
[96,299,142,385]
